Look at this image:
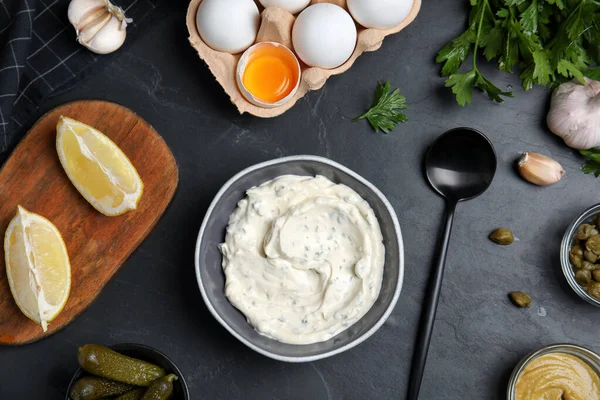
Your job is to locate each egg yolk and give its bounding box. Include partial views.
[242,45,299,103]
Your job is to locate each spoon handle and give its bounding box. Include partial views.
[407,201,457,400]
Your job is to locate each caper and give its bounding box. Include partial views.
[575,269,592,286]
[490,228,514,245]
[587,282,600,299]
[576,224,598,241]
[569,253,583,269]
[509,291,531,308]
[586,234,600,255]
[570,244,584,257]
[584,250,598,263]
[593,269,600,283]
[582,261,597,271]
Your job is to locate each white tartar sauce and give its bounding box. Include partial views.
[219,175,385,345]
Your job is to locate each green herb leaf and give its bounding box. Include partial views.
[545,0,565,10]
[580,149,600,177]
[445,69,513,106]
[532,50,554,86]
[353,81,408,134]
[519,64,536,91]
[436,30,476,76]
[585,67,600,80]
[520,0,539,35]
[582,161,600,177]
[581,149,600,163]
[480,26,504,60]
[445,69,478,106]
[498,32,520,73]
[496,8,509,18]
[475,72,514,103]
[557,59,585,83]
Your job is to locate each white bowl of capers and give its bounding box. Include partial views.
[561,203,600,307]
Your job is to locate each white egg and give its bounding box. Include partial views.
[258,0,311,14]
[347,0,414,30]
[196,0,260,54]
[292,4,357,69]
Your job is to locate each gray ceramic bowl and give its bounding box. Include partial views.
[506,343,600,399]
[195,155,404,362]
[560,203,600,308]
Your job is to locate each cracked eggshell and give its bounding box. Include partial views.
[292,3,357,69]
[236,42,301,108]
[258,0,311,14]
[348,0,414,29]
[196,0,260,53]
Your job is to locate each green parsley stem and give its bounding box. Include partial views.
[472,0,489,70]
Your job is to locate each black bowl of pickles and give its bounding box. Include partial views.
[66,343,189,400]
[561,204,600,307]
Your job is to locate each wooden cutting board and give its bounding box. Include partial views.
[0,100,178,345]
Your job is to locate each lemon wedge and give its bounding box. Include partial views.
[56,116,143,216]
[4,206,71,332]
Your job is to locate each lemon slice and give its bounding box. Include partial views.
[4,206,71,332]
[56,116,143,216]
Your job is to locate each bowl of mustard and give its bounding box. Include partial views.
[507,343,600,399]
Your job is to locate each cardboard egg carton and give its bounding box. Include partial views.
[186,0,421,118]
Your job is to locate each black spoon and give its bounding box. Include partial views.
[407,127,497,400]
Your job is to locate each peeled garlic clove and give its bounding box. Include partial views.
[518,152,564,186]
[68,0,131,54]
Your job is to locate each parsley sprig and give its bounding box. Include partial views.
[437,0,600,105]
[353,81,408,134]
[580,149,600,177]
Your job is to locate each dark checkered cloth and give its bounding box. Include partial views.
[0,0,159,153]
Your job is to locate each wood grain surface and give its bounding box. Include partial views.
[0,100,179,345]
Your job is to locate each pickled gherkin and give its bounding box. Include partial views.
[78,344,165,386]
[116,388,147,400]
[142,374,178,400]
[70,376,133,400]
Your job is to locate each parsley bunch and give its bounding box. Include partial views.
[437,0,600,106]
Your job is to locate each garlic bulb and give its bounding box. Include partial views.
[68,0,132,54]
[518,152,564,186]
[547,78,600,150]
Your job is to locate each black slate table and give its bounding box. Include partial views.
[2,1,600,399]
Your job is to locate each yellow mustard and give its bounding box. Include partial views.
[515,352,600,400]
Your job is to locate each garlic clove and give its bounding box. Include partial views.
[77,10,112,43]
[68,0,107,27]
[518,152,565,186]
[84,16,127,54]
[68,0,130,54]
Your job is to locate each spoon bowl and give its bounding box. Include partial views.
[426,127,497,202]
[408,127,496,400]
